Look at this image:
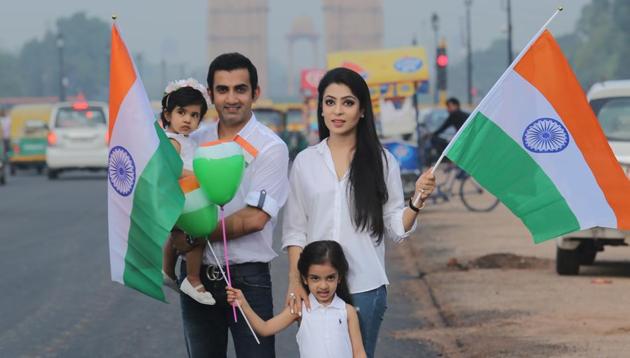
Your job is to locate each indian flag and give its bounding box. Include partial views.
[107,24,184,301]
[445,29,630,243]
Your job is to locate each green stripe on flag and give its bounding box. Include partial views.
[446,112,580,243]
[123,122,184,301]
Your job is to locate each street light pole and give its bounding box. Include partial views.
[464,0,473,106]
[431,13,440,104]
[56,33,66,102]
[506,0,514,65]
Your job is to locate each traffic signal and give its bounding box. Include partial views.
[436,45,448,91]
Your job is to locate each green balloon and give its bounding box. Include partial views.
[176,176,219,237]
[193,141,245,206]
[176,202,218,237]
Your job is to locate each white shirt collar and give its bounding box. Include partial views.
[214,112,259,140]
[308,293,345,311]
[314,137,329,155]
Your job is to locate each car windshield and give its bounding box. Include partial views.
[55,107,106,128]
[590,97,630,142]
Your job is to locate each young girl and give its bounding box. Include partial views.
[160,78,216,305]
[227,241,367,358]
[282,68,436,358]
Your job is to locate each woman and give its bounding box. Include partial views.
[282,67,436,358]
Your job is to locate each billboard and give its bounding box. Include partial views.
[300,69,327,98]
[327,46,430,100]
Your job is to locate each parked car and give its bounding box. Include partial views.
[46,100,109,179]
[556,80,630,275]
[7,104,52,175]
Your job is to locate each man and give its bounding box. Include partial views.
[430,97,469,154]
[0,108,10,161]
[173,53,289,358]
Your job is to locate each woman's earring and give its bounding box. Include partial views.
[361,113,365,118]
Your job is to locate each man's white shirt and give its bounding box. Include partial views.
[191,113,289,265]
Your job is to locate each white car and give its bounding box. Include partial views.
[46,101,109,179]
[556,80,630,275]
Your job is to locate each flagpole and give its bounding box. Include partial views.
[413,6,564,207]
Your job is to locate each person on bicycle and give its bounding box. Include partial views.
[429,97,469,154]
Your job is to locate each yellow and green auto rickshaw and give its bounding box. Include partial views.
[276,102,309,160]
[253,100,287,135]
[8,104,52,175]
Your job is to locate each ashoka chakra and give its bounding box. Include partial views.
[522,118,570,153]
[108,146,136,196]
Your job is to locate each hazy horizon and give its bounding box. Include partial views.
[2,0,589,74]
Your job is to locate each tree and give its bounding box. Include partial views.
[447,0,630,100]
[18,12,110,100]
[0,50,25,97]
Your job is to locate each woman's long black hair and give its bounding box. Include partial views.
[298,240,353,305]
[317,67,388,244]
[160,86,208,129]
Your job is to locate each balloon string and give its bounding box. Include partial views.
[221,206,237,322]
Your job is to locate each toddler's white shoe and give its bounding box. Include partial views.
[180,277,216,305]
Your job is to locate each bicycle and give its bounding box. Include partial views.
[429,162,500,212]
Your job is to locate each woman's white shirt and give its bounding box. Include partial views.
[165,132,195,171]
[296,294,353,358]
[282,139,417,294]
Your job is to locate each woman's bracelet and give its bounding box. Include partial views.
[408,196,425,212]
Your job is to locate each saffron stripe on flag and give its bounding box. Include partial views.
[108,25,136,141]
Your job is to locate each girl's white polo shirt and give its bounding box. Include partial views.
[296,294,353,358]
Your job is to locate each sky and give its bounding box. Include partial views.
[1,0,590,73]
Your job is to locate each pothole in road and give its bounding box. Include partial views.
[447,253,553,270]
[471,253,552,270]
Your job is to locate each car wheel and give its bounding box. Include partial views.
[0,174,5,185]
[36,166,44,175]
[10,165,16,176]
[578,240,597,266]
[556,246,580,275]
[48,169,59,180]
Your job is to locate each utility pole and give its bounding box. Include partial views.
[56,33,66,102]
[506,0,514,65]
[464,0,473,106]
[160,59,167,89]
[431,13,440,104]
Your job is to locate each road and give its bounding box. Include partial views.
[0,171,440,357]
[401,196,630,357]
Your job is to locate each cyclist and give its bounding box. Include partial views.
[427,97,469,156]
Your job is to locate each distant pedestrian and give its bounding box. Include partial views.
[282,67,436,358]
[227,240,367,358]
[0,108,10,160]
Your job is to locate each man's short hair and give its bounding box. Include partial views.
[446,97,460,107]
[206,53,258,98]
